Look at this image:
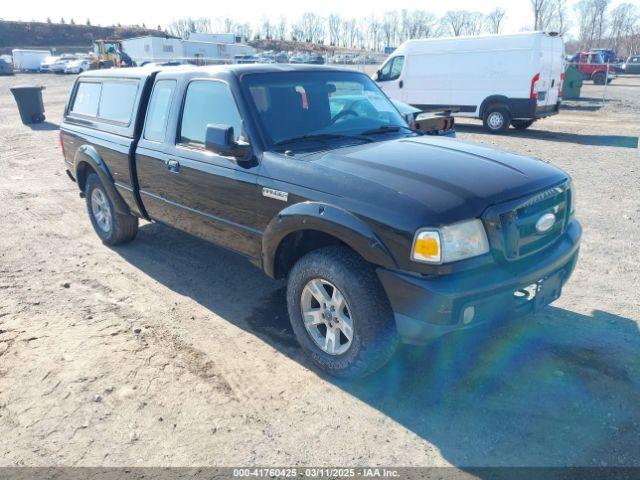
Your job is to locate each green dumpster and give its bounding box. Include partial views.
[10,86,46,124]
[562,64,583,99]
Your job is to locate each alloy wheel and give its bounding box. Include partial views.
[300,278,354,355]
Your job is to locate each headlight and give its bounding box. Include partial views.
[411,219,490,264]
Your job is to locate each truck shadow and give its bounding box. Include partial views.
[113,222,640,469]
[456,123,639,149]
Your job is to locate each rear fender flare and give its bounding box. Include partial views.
[262,202,398,278]
[73,145,130,216]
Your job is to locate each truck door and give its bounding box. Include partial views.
[375,56,406,102]
[135,78,263,260]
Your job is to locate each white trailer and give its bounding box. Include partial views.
[375,32,565,133]
[11,49,51,72]
[120,36,184,66]
[188,32,237,44]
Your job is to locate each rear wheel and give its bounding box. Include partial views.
[511,119,535,130]
[286,246,398,378]
[482,104,511,133]
[593,72,606,85]
[85,172,138,245]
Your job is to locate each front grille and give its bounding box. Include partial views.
[484,182,571,261]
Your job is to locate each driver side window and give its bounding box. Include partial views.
[378,56,405,82]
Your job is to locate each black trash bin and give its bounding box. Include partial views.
[10,86,46,124]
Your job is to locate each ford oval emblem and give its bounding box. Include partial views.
[535,213,556,233]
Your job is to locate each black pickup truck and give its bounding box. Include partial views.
[61,65,581,378]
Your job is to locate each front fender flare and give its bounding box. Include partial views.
[262,201,398,278]
[74,145,130,216]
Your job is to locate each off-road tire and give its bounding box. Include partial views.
[85,172,138,245]
[286,246,399,378]
[482,104,511,133]
[511,119,535,130]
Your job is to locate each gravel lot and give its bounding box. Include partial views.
[0,72,639,469]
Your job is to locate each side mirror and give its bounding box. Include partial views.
[373,70,380,81]
[205,124,250,159]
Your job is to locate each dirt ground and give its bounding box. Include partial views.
[0,72,639,469]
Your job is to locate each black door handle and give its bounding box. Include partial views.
[399,80,404,89]
[166,159,180,173]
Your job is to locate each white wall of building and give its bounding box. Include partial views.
[121,37,184,65]
[122,35,253,64]
[188,32,237,44]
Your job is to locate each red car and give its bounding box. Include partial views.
[572,52,616,85]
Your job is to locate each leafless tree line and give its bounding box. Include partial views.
[168,8,508,51]
[532,0,640,56]
[168,3,640,56]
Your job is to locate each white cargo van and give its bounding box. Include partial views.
[374,32,564,133]
[11,49,51,72]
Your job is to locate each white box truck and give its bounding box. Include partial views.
[374,32,565,133]
[11,49,51,72]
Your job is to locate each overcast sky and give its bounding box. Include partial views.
[2,0,638,39]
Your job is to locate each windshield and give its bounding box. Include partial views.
[241,71,409,148]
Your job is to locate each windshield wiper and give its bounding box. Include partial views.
[273,133,374,147]
[360,125,421,136]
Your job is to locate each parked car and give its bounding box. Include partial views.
[0,58,14,75]
[571,52,617,84]
[275,52,289,63]
[40,56,60,72]
[375,32,565,133]
[63,59,91,74]
[60,65,581,378]
[48,55,79,73]
[234,54,256,64]
[621,55,640,74]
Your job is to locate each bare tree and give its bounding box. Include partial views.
[575,0,611,49]
[442,10,467,36]
[381,11,399,47]
[551,0,570,34]
[260,17,274,39]
[530,0,553,30]
[342,18,358,47]
[487,8,506,34]
[441,10,485,36]
[609,3,639,54]
[276,16,287,40]
[168,17,211,39]
[328,13,341,46]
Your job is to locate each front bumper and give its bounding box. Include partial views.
[377,219,581,345]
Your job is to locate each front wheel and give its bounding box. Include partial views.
[482,104,511,133]
[286,246,398,378]
[85,172,138,245]
[593,72,606,85]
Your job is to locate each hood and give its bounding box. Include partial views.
[302,136,567,225]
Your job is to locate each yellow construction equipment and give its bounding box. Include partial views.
[92,40,123,68]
